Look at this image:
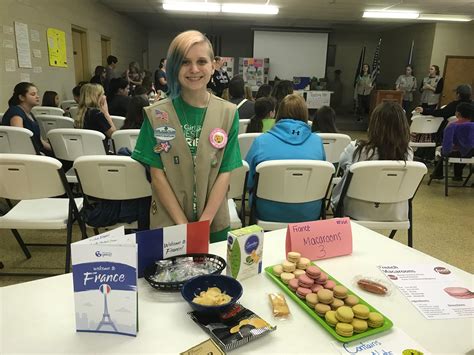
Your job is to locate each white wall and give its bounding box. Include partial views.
[0,0,147,109]
[430,23,474,74]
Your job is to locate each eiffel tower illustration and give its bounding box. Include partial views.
[96,284,118,332]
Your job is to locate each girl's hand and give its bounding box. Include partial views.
[99,95,109,114]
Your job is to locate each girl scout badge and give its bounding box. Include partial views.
[154,109,169,121]
[154,126,176,153]
[209,128,228,149]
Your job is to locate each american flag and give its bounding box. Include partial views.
[371,38,382,84]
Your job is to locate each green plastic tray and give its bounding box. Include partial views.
[265,264,393,342]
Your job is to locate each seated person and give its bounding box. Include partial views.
[414,84,472,143]
[246,97,276,133]
[107,77,131,116]
[246,94,326,223]
[122,95,149,130]
[76,83,116,139]
[311,105,338,133]
[228,76,255,120]
[431,102,474,181]
[332,102,413,221]
[41,90,60,107]
[2,82,51,153]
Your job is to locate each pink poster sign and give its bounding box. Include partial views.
[285,218,352,260]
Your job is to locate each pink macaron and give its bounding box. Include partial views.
[298,274,315,288]
[316,272,329,285]
[306,265,321,279]
[324,280,336,290]
[288,278,300,292]
[311,284,323,293]
[296,287,312,299]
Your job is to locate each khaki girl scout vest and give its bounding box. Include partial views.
[144,94,237,233]
[421,76,441,106]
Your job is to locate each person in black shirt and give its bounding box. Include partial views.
[208,56,230,97]
[107,78,131,117]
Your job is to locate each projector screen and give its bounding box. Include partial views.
[253,31,329,81]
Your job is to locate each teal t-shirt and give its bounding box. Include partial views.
[132,96,242,243]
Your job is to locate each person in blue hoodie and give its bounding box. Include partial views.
[246,93,326,223]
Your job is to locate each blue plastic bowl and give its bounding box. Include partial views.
[181,274,243,314]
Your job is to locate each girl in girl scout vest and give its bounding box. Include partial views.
[419,64,444,113]
[132,30,242,243]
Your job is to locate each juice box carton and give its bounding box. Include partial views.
[227,225,264,281]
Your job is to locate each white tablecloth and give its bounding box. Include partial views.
[1,222,473,354]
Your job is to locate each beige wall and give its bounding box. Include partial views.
[0,0,147,109]
[430,23,474,74]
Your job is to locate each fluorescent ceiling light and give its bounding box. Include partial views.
[418,14,471,22]
[163,1,220,12]
[363,10,419,19]
[221,3,279,15]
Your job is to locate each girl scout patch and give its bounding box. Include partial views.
[154,126,176,141]
[154,141,171,153]
[154,109,169,121]
[209,128,228,149]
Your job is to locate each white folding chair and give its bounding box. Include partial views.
[74,155,151,232]
[69,106,79,122]
[32,106,65,116]
[0,126,39,155]
[250,160,335,230]
[36,115,75,139]
[238,133,262,161]
[409,116,444,148]
[238,119,250,135]
[334,161,427,247]
[228,161,249,230]
[447,115,457,123]
[47,128,107,183]
[112,129,140,153]
[318,133,352,165]
[111,115,126,130]
[318,133,352,210]
[0,154,86,275]
[60,100,78,111]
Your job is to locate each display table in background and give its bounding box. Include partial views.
[1,222,472,353]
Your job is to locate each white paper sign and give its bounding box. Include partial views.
[33,66,42,73]
[5,59,16,72]
[14,22,32,68]
[379,264,474,320]
[20,73,31,82]
[3,25,13,35]
[331,327,429,355]
[30,29,40,42]
[33,49,42,58]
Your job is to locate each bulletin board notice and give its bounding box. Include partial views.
[47,28,67,67]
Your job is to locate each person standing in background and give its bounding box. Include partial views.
[419,65,444,113]
[105,55,118,88]
[154,58,168,95]
[395,65,417,114]
[208,56,230,97]
[355,63,372,121]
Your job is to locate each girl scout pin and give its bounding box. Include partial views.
[209,128,228,149]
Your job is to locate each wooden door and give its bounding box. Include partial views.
[441,56,474,106]
[72,27,89,84]
[72,29,84,83]
[101,37,111,67]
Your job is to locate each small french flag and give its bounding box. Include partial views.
[135,221,210,277]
